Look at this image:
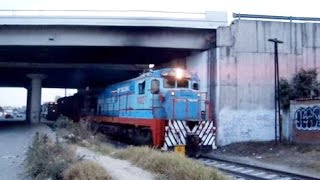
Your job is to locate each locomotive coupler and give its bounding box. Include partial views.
[185,132,201,157]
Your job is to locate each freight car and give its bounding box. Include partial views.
[57,90,98,122]
[81,68,216,151]
[57,94,83,122]
[41,102,59,121]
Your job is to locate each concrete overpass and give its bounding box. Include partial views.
[0,10,227,123]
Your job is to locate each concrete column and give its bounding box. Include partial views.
[25,85,31,123]
[27,74,46,123]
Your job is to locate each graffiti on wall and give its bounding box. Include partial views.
[294,106,320,130]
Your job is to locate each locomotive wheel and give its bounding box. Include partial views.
[134,129,152,145]
[90,121,100,134]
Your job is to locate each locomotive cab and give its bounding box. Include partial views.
[85,67,215,152]
[153,68,208,122]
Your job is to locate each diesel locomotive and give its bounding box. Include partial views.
[78,68,216,150]
[41,102,59,121]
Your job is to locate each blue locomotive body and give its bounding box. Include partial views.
[97,68,205,121]
[82,67,216,150]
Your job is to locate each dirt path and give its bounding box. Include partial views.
[76,146,155,180]
[0,123,55,180]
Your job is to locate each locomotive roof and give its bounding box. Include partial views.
[135,68,200,81]
[99,68,201,96]
[101,68,200,92]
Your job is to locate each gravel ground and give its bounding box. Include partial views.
[208,141,320,178]
[76,146,155,180]
[0,122,55,180]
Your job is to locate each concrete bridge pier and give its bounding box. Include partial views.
[27,74,46,123]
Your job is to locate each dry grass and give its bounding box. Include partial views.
[114,146,228,180]
[24,133,78,180]
[54,118,97,145]
[94,143,116,155]
[53,118,227,180]
[64,160,112,180]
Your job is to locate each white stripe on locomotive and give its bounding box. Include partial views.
[163,120,216,150]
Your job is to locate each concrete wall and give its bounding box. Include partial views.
[216,20,320,146]
[186,51,211,112]
[186,51,209,93]
[290,100,320,144]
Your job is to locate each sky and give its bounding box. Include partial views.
[0,88,77,107]
[0,0,320,106]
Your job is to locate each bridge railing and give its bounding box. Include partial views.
[233,13,320,22]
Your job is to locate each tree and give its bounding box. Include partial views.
[279,78,293,109]
[292,68,319,99]
[280,68,320,110]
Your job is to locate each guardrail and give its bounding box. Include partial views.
[233,13,320,22]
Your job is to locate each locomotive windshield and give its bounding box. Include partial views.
[164,78,175,88]
[177,79,189,88]
[163,77,189,88]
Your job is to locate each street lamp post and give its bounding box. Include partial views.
[268,38,283,143]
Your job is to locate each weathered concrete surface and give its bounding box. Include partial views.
[216,20,320,146]
[27,74,45,124]
[218,109,274,145]
[186,51,209,93]
[0,26,216,50]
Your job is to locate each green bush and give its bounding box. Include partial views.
[292,68,319,98]
[279,78,294,109]
[280,68,320,109]
[24,133,77,180]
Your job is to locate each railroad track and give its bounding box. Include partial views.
[198,155,319,180]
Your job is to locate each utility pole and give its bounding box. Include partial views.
[268,38,283,143]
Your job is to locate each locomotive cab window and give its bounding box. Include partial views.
[193,82,199,90]
[177,79,189,88]
[139,81,146,94]
[151,79,160,94]
[164,78,175,88]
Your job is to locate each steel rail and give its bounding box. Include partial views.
[199,155,319,180]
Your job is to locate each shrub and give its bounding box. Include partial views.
[114,146,227,180]
[24,133,77,180]
[279,78,294,109]
[94,143,115,155]
[280,68,320,109]
[54,118,94,144]
[64,160,112,180]
[53,117,73,130]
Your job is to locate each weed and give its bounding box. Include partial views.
[114,146,228,180]
[24,133,77,180]
[64,160,112,180]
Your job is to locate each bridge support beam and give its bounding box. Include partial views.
[27,74,46,123]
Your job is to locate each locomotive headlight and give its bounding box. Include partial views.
[175,68,183,79]
[197,93,201,97]
[171,91,175,96]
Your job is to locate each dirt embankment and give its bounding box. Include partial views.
[0,123,55,180]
